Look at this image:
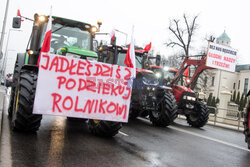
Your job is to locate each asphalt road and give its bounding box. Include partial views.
[1,94,250,167]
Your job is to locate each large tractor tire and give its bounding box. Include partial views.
[243,99,250,149]
[8,53,25,117]
[186,101,209,128]
[88,120,122,137]
[149,91,178,127]
[11,69,42,132]
[129,103,140,120]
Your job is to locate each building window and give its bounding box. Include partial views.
[233,83,236,89]
[244,78,249,95]
[211,76,215,86]
[238,80,240,89]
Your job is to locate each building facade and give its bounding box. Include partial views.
[196,31,249,111]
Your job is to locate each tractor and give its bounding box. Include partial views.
[8,14,122,137]
[97,44,177,127]
[150,54,210,127]
[243,90,250,149]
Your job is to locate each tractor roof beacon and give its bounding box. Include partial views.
[97,41,177,127]
[8,14,122,137]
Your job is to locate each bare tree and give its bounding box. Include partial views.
[163,53,183,68]
[166,14,198,57]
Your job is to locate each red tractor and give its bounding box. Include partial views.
[150,54,212,127]
[243,90,250,149]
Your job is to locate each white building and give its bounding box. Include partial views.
[196,31,249,113]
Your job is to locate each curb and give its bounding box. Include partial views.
[177,115,244,132]
[0,86,6,138]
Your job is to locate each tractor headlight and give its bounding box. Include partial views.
[155,72,162,78]
[183,95,196,101]
[38,15,47,22]
[90,26,98,33]
[142,77,159,86]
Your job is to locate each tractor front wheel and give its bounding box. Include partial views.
[149,91,178,127]
[11,69,42,132]
[88,120,122,137]
[8,54,25,117]
[186,101,209,128]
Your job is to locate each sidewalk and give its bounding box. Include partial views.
[0,85,6,137]
[178,115,244,132]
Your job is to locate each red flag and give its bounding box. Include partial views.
[17,9,24,21]
[124,44,134,68]
[110,29,115,41]
[37,8,52,67]
[184,67,189,81]
[124,27,136,77]
[144,42,151,52]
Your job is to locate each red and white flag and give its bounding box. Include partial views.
[124,27,136,77]
[144,42,152,52]
[37,7,52,67]
[184,67,189,81]
[110,29,115,41]
[17,9,24,21]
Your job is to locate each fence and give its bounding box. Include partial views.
[207,106,245,131]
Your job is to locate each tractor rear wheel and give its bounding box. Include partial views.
[186,101,209,128]
[88,120,122,137]
[11,69,42,132]
[149,91,178,127]
[8,54,25,117]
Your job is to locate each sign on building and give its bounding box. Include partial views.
[206,42,237,72]
[33,53,134,123]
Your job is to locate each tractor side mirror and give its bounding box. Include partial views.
[156,55,161,66]
[12,17,21,28]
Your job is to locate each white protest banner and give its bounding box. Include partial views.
[33,53,135,123]
[206,42,237,72]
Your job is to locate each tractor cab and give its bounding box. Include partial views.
[150,65,178,86]
[19,15,99,65]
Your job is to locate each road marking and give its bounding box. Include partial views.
[169,126,250,152]
[119,131,129,136]
[138,117,250,152]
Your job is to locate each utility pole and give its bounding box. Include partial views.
[0,0,10,77]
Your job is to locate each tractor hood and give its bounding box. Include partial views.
[136,69,154,75]
[57,46,98,58]
[173,85,194,93]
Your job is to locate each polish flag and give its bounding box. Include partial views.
[37,7,52,67]
[184,67,189,81]
[124,27,136,77]
[110,29,115,41]
[17,9,24,21]
[144,42,152,52]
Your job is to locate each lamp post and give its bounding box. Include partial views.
[0,0,10,79]
[114,29,128,46]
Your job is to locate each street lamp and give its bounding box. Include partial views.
[114,29,128,45]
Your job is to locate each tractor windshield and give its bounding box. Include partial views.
[116,52,143,69]
[40,23,92,53]
[152,68,176,81]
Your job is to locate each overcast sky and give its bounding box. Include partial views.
[0,0,250,64]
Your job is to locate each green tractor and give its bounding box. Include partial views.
[8,14,122,137]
